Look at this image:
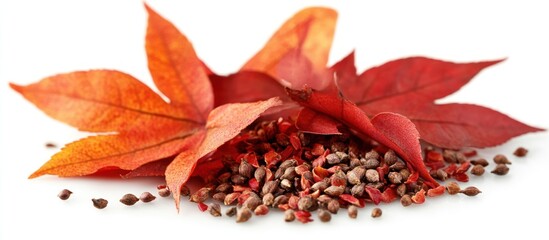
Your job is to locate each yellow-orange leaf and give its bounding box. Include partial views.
[146,4,212,122]
[29,128,204,178]
[166,97,281,210]
[10,70,198,133]
[241,7,337,85]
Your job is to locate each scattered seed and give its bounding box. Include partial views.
[57,189,72,200]
[212,192,227,202]
[348,205,358,219]
[209,203,222,217]
[226,207,237,217]
[371,207,382,218]
[239,160,254,178]
[158,188,171,197]
[446,182,461,195]
[236,207,253,223]
[45,142,57,148]
[365,169,380,182]
[493,154,512,165]
[284,209,296,222]
[318,209,331,222]
[254,204,269,216]
[460,186,482,196]
[120,194,139,206]
[92,198,108,209]
[190,187,210,203]
[470,164,485,176]
[400,194,412,207]
[514,147,528,157]
[139,192,156,203]
[491,164,510,175]
[470,158,489,167]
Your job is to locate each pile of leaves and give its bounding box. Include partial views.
[10,4,542,212]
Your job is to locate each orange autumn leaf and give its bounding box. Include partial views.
[241,7,337,89]
[10,4,281,209]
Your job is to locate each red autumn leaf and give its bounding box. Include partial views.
[341,57,543,148]
[11,4,281,211]
[287,87,438,187]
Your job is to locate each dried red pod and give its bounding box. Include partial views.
[463,149,477,157]
[411,189,426,204]
[364,187,383,205]
[197,202,208,212]
[264,150,282,167]
[456,161,471,174]
[426,151,444,162]
[289,132,302,150]
[312,166,330,182]
[427,186,446,197]
[381,188,398,203]
[288,195,300,210]
[224,192,241,205]
[453,173,469,182]
[340,194,363,207]
[444,164,458,175]
[311,143,325,156]
[295,210,313,223]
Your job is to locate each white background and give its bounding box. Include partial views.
[1,0,548,239]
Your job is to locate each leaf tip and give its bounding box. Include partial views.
[9,82,24,94]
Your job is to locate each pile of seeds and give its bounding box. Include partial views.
[56,119,527,223]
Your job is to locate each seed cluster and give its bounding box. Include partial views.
[55,119,528,222]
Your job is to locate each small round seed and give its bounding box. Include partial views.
[318,209,331,222]
[158,188,171,197]
[92,198,108,209]
[284,209,296,222]
[491,164,510,175]
[400,194,412,207]
[225,207,237,217]
[348,205,358,219]
[57,189,72,200]
[209,203,222,217]
[236,207,253,223]
[139,192,156,203]
[446,182,461,195]
[493,154,512,165]
[460,186,482,196]
[470,164,485,176]
[371,207,382,218]
[513,147,528,157]
[120,194,139,206]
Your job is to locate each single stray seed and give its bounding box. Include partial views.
[284,209,296,222]
[318,209,331,222]
[120,194,139,206]
[254,204,269,216]
[158,188,171,197]
[236,207,253,223]
[470,164,485,176]
[139,192,156,203]
[226,207,237,217]
[209,203,222,217]
[348,205,358,219]
[92,198,108,209]
[446,182,461,195]
[460,186,482,196]
[491,164,510,176]
[400,194,412,207]
[470,158,489,167]
[493,154,512,165]
[513,147,528,157]
[371,207,382,218]
[57,189,72,200]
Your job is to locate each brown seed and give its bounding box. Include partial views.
[226,207,237,217]
[158,188,171,197]
[493,154,512,165]
[239,160,254,178]
[272,195,289,207]
[224,192,240,205]
[371,207,382,218]
[318,209,331,222]
[460,186,482,196]
[310,181,329,192]
[365,169,380,183]
[262,193,274,206]
[324,186,345,197]
[363,158,380,169]
[514,147,528,157]
[236,207,253,223]
[120,194,139,206]
[347,167,366,185]
[190,187,210,203]
[92,198,108,209]
[281,167,298,180]
[348,205,358,219]
[215,183,233,193]
[471,158,489,167]
[349,157,362,168]
[396,184,407,197]
[364,150,380,160]
[230,174,247,185]
[384,150,398,165]
[254,204,269,216]
[209,203,222,217]
[57,189,72,200]
[399,169,411,181]
[212,192,226,202]
[491,164,510,175]
[280,178,292,190]
[217,172,232,183]
[330,170,347,187]
[284,209,296,222]
[326,153,341,165]
[279,159,297,169]
[243,195,262,211]
[139,192,156,203]
[456,152,468,163]
[432,169,448,181]
[470,164,485,176]
[298,196,314,211]
[389,161,406,171]
[388,172,403,184]
[351,183,365,197]
[400,194,412,207]
[261,180,279,196]
[446,182,461,195]
[327,199,340,214]
[443,149,458,163]
[254,166,266,183]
